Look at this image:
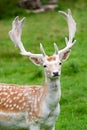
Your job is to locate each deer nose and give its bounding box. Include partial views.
[53,72,59,77]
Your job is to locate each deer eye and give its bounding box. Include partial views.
[59,62,62,65]
[43,65,47,68]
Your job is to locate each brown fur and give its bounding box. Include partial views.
[47,56,56,62]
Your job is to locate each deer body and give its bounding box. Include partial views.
[0,9,76,130]
[0,75,61,129]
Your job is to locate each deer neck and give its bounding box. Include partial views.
[44,74,61,109]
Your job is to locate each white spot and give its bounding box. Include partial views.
[9,100,12,103]
[13,104,17,107]
[10,92,14,95]
[23,102,26,106]
[10,107,14,110]
[9,104,12,108]
[19,100,23,103]
[1,98,6,102]
[24,93,28,96]
[0,88,2,91]
[13,97,17,100]
[19,107,22,111]
[16,105,19,109]
[5,104,9,108]
[3,103,7,106]
[4,92,8,96]
[38,97,40,102]
[18,93,23,96]
[14,91,18,94]
[32,90,35,93]
[6,86,10,89]
[29,112,32,115]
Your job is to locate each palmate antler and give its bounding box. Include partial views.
[58,9,76,55]
[9,16,27,54]
[9,9,76,62]
[9,16,44,58]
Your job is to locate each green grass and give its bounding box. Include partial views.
[0,0,87,130]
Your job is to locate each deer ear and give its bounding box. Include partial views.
[29,56,43,66]
[59,50,71,61]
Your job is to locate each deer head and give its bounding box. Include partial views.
[9,9,76,80]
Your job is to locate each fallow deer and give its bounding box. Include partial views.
[0,9,76,130]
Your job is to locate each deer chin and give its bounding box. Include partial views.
[48,75,60,80]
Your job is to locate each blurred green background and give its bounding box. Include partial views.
[0,0,87,130]
[0,0,57,19]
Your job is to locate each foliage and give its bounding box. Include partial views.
[0,0,25,19]
[0,0,87,130]
[0,0,87,19]
[0,0,56,19]
[41,0,49,5]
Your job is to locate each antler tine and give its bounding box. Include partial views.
[54,43,59,55]
[40,43,46,57]
[59,9,76,43]
[9,16,42,58]
[9,16,28,55]
[59,9,76,53]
